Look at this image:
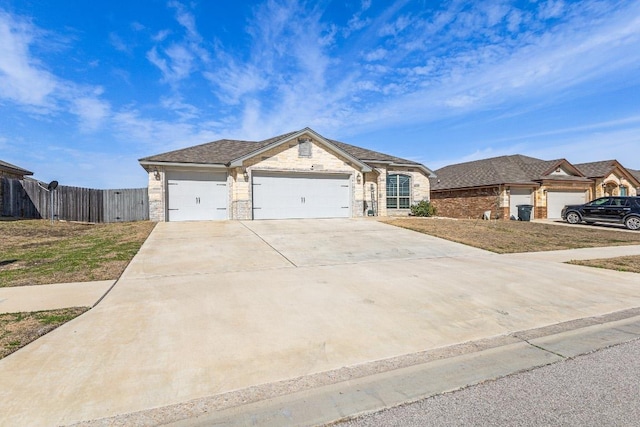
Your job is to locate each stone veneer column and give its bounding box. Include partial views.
[147,169,166,222]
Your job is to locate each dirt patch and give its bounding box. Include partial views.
[384,217,640,253]
[0,307,89,359]
[569,256,640,274]
[0,220,155,287]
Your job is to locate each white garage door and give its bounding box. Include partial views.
[509,188,534,219]
[167,171,228,221]
[547,191,587,219]
[252,173,351,220]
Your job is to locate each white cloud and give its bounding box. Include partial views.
[0,11,57,107]
[203,59,267,104]
[109,32,130,53]
[152,29,171,42]
[538,0,566,20]
[147,2,209,84]
[112,108,223,152]
[160,96,200,121]
[72,97,111,131]
[146,43,195,83]
[379,15,411,37]
[364,48,388,61]
[0,9,112,135]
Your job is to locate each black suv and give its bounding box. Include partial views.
[561,196,640,230]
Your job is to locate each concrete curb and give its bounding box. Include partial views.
[166,315,640,427]
[76,308,640,427]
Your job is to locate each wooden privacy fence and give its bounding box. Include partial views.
[1,178,148,223]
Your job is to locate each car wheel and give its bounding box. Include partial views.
[566,212,581,224]
[625,216,640,230]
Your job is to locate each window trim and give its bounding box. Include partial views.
[386,173,411,209]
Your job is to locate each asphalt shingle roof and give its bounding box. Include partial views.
[574,160,618,178]
[431,155,590,191]
[0,160,33,176]
[328,139,422,166]
[139,129,422,168]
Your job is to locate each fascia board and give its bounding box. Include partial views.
[139,161,228,170]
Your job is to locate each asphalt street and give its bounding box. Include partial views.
[334,338,640,427]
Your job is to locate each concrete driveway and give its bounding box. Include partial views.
[1,219,640,426]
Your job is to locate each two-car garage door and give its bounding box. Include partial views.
[252,172,351,220]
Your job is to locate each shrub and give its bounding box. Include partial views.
[410,200,437,217]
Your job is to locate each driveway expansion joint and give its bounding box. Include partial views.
[519,339,567,359]
[239,221,298,267]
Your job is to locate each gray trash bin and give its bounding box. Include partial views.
[517,204,533,221]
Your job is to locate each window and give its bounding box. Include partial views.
[587,197,611,207]
[386,174,411,209]
[620,186,628,196]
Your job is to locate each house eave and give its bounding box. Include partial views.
[139,160,228,171]
[392,163,436,178]
[0,167,33,176]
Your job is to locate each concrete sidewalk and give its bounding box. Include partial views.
[0,280,115,313]
[503,244,640,263]
[1,220,640,426]
[166,311,640,427]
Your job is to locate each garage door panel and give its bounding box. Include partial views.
[252,173,351,220]
[547,191,587,219]
[167,171,228,221]
[509,189,533,219]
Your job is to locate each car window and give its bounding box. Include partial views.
[611,198,625,207]
[587,198,611,207]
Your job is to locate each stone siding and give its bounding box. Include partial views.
[243,135,365,218]
[147,168,166,222]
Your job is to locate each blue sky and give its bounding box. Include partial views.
[1,0,639,189]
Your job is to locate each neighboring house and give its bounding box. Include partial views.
[0,160,34,216]
[574,160,639,198]
[0,160,33,179]
[139,127,435,222]
[623,168,640,193]
[430,155,640,220]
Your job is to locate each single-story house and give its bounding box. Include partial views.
[430,155,640,220]
[574,160,640,198]
[0,160,33,179]
[139,127,435,221]
[627,169,640,192]
[0,160,34,215]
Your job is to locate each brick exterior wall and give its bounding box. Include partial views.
[431,187,503,219]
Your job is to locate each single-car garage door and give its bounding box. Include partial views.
[509,188,534,219]
[547,191,587,219]
[167,171,228,221]
[252,172,351,219]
